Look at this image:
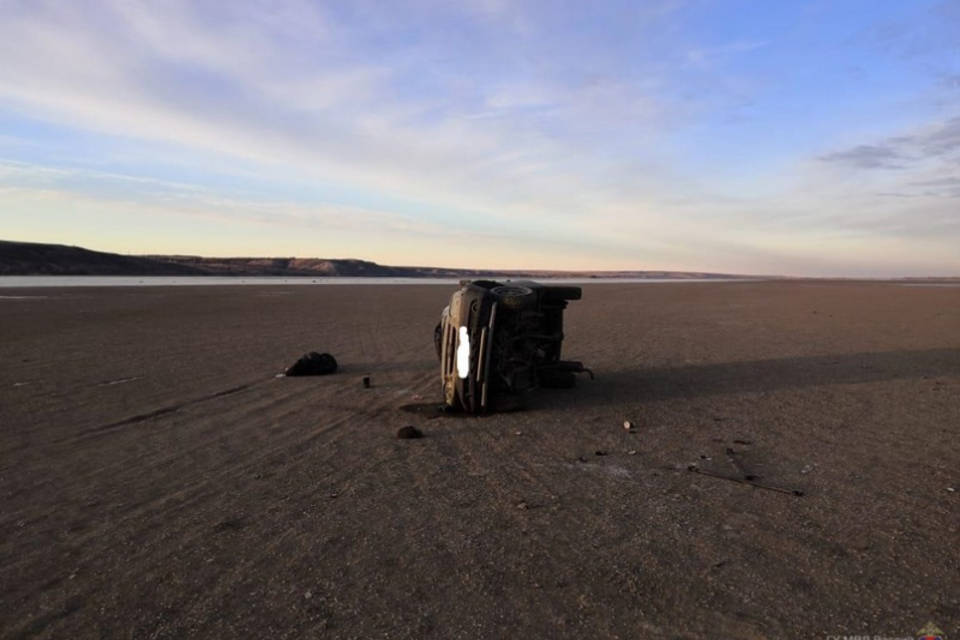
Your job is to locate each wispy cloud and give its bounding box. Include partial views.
[820,144,907,169]
[0,1,693,224]
[685,40,768,68]
[818,115,960,174]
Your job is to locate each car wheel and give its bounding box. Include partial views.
[491,393,526,412]
[542,286,582,302]
[491,285,536,310]
[539,370,576,389]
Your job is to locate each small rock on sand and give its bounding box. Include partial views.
[397,426,423,439]
[623,420,633,430]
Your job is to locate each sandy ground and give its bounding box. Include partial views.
[0,281,957,639]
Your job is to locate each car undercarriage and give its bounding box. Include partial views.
[435,280,591,413]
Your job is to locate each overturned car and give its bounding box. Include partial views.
[434,280,591,413]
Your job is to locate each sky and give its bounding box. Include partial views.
[0,0,958,276]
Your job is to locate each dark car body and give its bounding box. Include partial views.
[435,280,589,413]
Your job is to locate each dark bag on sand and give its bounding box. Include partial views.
[285,352,338,376]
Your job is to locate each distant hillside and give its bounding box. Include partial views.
[1,240,754,279]
[145,255,424,277]
[0,240,205,276]
[148,254,749,279]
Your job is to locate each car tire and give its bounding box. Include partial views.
[491,285,536,310]
[539,370,576,389]
[542,286,582,302]
[491,393,526,412]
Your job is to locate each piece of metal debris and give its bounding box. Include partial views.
[687,465,803,496]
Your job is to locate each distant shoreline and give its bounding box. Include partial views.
[0,275,772,288]
[3,240,957,281]
[3,276,959,290]
[1,239,761,280]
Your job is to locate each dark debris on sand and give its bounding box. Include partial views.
[396,425,423,439]
[285,352,338,376]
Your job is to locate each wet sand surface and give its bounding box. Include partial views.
[1,282,957,639]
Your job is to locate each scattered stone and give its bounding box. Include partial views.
[595,450,607,456]
[700,455,711,460]
[577,456,588,463]
[800,464,814,475]
[514,431,523,436]
[304,590,313,600]
[627,450,638,456]
[285,352,338,377]
[212,517,246,533]
[623,420,633,430]
[362,376,371,388]
[516,501,528,510]
[948,487,956,493]
[396,425,423,439]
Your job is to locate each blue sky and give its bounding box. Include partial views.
[1,0,958,275]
